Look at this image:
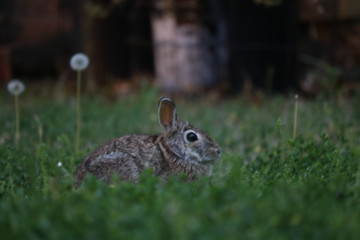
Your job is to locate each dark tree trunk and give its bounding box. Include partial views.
[151,0,225,94]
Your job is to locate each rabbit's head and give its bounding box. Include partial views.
[158,97,221,164]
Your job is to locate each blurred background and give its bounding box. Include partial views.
[0,0,359,96]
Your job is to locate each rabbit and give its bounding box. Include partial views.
[75,97,221,187]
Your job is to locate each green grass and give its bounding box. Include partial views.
[1,86,360,239]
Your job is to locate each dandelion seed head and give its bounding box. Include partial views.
[7,79,25,96]
[70,53,89,71]
[57,162,62,167]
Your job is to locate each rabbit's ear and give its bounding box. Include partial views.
[158,97,178,132]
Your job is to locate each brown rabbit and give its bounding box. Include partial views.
[75,97,221,187]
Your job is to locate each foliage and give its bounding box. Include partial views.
[0,87,359,239]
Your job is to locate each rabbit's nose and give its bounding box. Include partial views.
[216,149,221,156]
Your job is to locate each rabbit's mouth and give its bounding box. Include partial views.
[203,148,221,163]
[187,148,221,164]
[198,153,221,164]
[202,155,220,164]
[200,158,216,165]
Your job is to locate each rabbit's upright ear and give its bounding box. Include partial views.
[158,97,178,132]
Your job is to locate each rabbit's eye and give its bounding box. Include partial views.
[186,132,198,142]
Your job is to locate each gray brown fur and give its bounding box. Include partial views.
[75,97,221,187]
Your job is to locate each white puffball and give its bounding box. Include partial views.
[70,53,89,71]
[7,79,25,96]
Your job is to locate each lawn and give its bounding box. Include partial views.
[1,86,360,239]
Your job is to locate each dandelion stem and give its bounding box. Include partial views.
[34,115,43,144]
[14,94,20,147]
[293,94,299,139]
[76,70,82,152]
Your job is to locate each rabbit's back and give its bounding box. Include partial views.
[75,135,168,185]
